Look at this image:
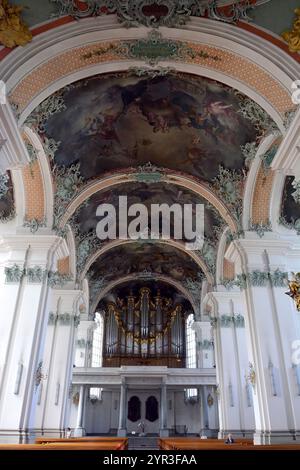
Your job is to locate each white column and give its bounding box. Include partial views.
[117,380,127,437]
[74,316,95,368]
[38,289,82,437]
[207,291,255,439]
[0,235,66,443]
[73,385,86,437]
[160,381,168,437]
[227,237,300,444]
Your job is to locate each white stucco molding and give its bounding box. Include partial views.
[271,107,300,180]
[225,236,300,272]
[0,234,69,266]
[0,17,297,129]
[23,126,54,228]
[0,104,30,172]
[215,227,230,285]
[243,133,280,230]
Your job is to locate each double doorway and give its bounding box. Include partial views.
[126,391,160,435]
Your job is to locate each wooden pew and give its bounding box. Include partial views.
[0,437,128,450]
[159,438,300,451]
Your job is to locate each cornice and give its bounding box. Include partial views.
[0,104,30,172]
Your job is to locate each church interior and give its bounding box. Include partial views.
[1,0,300,452]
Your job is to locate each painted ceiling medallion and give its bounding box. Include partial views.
[52,0,271,27]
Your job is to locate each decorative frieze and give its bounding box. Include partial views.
[48,271,73,288]
[133,161,165,183]
[82,29,222,66]
[58,313,71,325]
[51,0,271,27]
[248,220,272,238]
[129,66,175,78]
[76,339,93,348]
[210,314,245,328]
[220,270,288,290]
[198,339,214,350]
[48,311,80,326]
[23,217,47,234]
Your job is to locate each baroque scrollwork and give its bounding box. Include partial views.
[134,161,165,183]
[51,0,270,28]
[248,220,272,238]
[23,217,47,234]
[82,29,222,66]
[211,166,244,223]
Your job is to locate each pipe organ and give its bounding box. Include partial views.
[103,287,186,367]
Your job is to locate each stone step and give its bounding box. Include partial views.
[128,437,159,450]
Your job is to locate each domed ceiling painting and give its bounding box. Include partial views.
[43,72,257,182]
[72,182,223,242]
[88,243,202,284]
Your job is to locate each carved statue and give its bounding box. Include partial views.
[282,8,300,53]
[0,0,32,48]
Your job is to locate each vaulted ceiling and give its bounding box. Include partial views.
[24,70,276,313]
[2,0,299,316]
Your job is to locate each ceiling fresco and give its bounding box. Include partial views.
[88,243,203,284]
[72,181,223,243]
[43,72,257,182]
[280,176,300,233]
[0,172,15,222]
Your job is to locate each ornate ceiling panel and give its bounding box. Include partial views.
[88,242,203,284]
[33,71,261,183]
[0,171,15,223]
[51,0,271,27]
[280,176,300,234]
[72,182,223,242]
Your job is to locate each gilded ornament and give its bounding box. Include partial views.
[282,8,300,53]
[0,0,32,48]
[285,272,300,311]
